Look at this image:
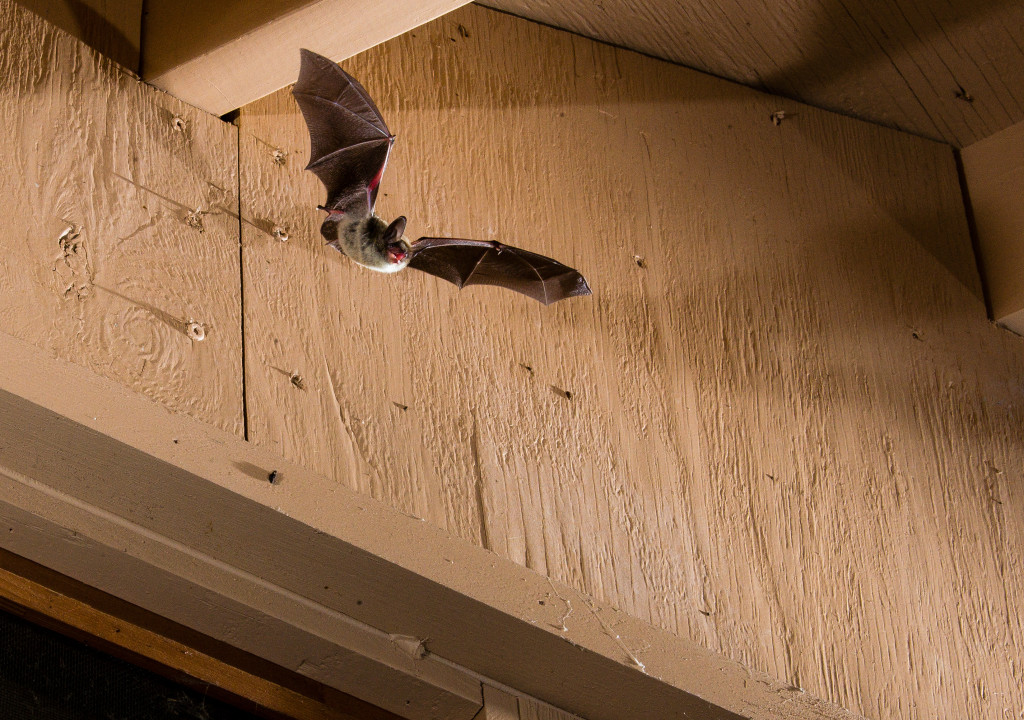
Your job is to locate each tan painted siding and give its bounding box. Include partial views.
[0,0,243,435]
[238,6,1024,720]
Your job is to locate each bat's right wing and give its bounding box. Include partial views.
[293,49,394,218]
[408,237,592,305]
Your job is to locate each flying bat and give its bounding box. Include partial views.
[292,49,591,305]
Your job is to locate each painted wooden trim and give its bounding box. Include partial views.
[141,0,472,116]
[0,329,859,720]
[961,120,1024,335]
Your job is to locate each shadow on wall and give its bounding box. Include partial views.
[753,0,1024,140]
[14,0,139,71]
[242,12,988,312]
[483,0,1024,144]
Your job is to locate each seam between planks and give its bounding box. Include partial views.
[234,120,250,441]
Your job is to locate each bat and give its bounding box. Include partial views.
[292,49,592,305]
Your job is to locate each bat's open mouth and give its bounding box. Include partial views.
[386,245,408,264]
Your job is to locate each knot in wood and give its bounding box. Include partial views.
[185,208,205,233]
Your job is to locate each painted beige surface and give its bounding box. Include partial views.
[0,5,845,720]
[142,0,472,116]
[484,0,1024,147]
[239,6,1024,720]
[961,119,1024,334]
[13,0,141,70]
[0,329,856,720]
[0,0,243,435]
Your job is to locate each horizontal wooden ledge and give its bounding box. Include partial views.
[141,0,473,116]
[0,329,861,720]
[0,547,396,720]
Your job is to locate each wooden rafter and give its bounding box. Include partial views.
[141,0,473,115]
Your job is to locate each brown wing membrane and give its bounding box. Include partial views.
[408,238,592,305]
[293,49,393,218]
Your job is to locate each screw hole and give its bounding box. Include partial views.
[187,322,206,341]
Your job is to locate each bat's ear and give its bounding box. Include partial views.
[384,216,407,243]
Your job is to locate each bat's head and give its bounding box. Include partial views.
[380,216,410,272]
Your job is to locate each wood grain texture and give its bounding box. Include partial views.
[239,6,1024,720]
[961,119,1024,333]
[480,686,520,720]
[13,0,141,71]
[0,329,853,720]
[143,0,472,116]
[517,699,582,720]
[0,0,243,435]
[482,0,1024,147]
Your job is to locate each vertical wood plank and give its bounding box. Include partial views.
[517,697,583,720]
[480,685,519,720]
[239,6,1024,720]
[0,0,243,435]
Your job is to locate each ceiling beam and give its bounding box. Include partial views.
[141,0,472,116]
[0,549,393,720]
[961,120,1024,335]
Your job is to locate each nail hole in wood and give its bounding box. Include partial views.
[186,322,206,341]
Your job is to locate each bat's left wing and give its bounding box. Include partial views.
[293,49,393,218]
[408,238,592,305]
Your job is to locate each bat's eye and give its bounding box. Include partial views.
[386,243,408,264]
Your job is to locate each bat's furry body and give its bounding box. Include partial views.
[322,213,410,273]
[294,49,591,304]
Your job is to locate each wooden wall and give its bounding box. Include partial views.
[0,0,243,435]
[237,6,1023,720]
[3,0,1023,718]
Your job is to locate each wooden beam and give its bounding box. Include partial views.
[0,329,860,720]
[0,549,398,720]
[961,120,1024,334]
[141,0,472,116]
